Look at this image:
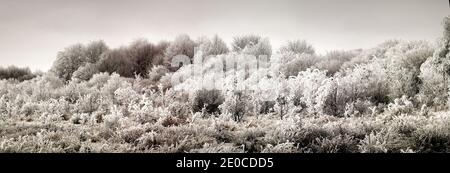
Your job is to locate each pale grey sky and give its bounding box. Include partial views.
[0,0,448,71]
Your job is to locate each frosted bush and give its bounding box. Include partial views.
[87,72,111,89]
[103,106,123,129]
[37,97,72,120]
[191,89,224,114]
[119,125,146,144]
[292,68,333,115]
[114,85,140,106]
[101,73,129,100]
[413,113,450,152]
[343,99,375,117]
[390,114,427,135]
[313,134,358,153]
[74,92,101,114]
[127,95,160,124]
[20,101,40,117]
[387,95,414,115]
[358,130,390,153]
[220,91,253,121]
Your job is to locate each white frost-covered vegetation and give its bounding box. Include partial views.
[1,17,450,153]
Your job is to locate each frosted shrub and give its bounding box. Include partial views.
[103,106,123,129]
[148,65,170,82]
[86,72,111,89]
[313,134,358,153]
[358,130,389,153]
[114,85,140,106]
[100,73,128,100]
[390,114,427,135]
[159,73,173,91]
[119,125,146,144]
[31,73,64,101]
[358,127,409,153]
[343,99,375,117]
[292,68,333,115]
[220,91,254,121]
[60,82,90,103]
[386,95,414,115]
[191,89,224,115]
[74,92,101,114]
[0,95,11,116]
[137,131,158,150]
[167,101,191,119]
[38,97,72,120]
[20,101,40,117]
[413,113,450,152]
[128,95,159,124]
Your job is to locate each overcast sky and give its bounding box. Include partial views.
[0,0,448,71]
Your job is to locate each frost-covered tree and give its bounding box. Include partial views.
[232,35,261,52]
[51,40,109,81]
[84,40,109,63]
[243,38,272,58]
[164,34,196,66]
[231,35,272,58]
[128,39,165,77]
[197,35,229,57]
[97,48,135,78]
[51,44,86,81]
[279,40,315,55]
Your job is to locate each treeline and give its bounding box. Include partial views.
[0,66,39,81]
[48,34,278,82]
